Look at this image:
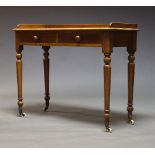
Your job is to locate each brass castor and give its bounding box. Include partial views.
[128,119,134,125]
[44,100,49,112]
[44,106,48,112]
[17,112,26,117]
[17,107,26,117]
[105,127,112,133]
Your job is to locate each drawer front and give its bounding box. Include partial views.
[16,31,103,46]
[57,31,102,44]
[17,31,57,44]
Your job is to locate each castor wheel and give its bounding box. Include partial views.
[17,112,26,117]
[129,119,134,125]
[44,106,48,112]
[105,127,112,133]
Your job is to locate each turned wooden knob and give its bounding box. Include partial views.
[33,35,39,41]
[75,35,81,42]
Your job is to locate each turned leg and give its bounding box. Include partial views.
[16,45,25,116]
[42,46,50,111]
[127,50,135,125]
[103,52,112,132]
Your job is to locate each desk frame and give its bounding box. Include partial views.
[14,23,139,132]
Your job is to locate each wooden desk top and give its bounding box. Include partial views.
[13,22,139,31]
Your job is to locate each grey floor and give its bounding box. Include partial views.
[0,85,155,148]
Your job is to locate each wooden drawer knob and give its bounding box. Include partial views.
[75,35,81,42]
[33,35,39,41]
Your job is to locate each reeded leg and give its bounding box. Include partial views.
[127,50,135,125]
[42,46,50,111]
[16,45,25,117]
[103,52,112,132]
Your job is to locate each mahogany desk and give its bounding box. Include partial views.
[13,23,139,132]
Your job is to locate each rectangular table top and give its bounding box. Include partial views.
[13,22,139,31]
